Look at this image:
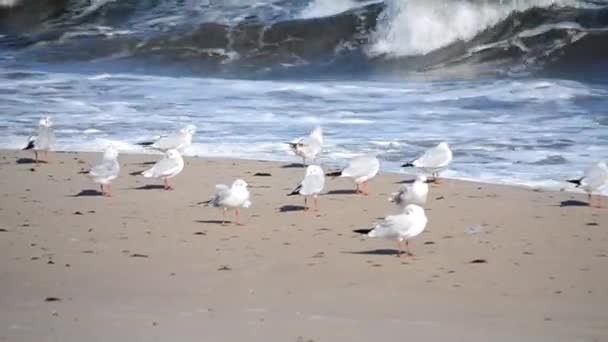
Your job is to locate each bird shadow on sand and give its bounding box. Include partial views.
[195,220,230,225]
[70,189,103,197]
[16,158,38,164]
[281,163,305,169]
[559,200,589,207]
[279,205,306,212]
[345,249,400,256]
[325,189,358,195]
[133,184,165,190]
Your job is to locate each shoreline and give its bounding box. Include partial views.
[0,149,606,341]
[1,147,582,195]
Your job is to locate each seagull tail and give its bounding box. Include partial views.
[566,178,583,187]
[287,184,302,196]
[23,139,35,150]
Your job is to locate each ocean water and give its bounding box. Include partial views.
[0,0,607,190]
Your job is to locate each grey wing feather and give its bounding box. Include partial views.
[415,147,450,167]
[344,155,378,177]
[300,174,324,196]
[90,160,115,177]
[211,184,231,207]
[148,157,180,177]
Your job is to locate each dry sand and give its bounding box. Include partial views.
[0,149,606,342]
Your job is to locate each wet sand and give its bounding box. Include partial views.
[0,149,606,341]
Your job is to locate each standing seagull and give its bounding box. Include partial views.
[84,146,120,197]
[389,175,429,207]
[326,154,380,195]
[402,142,452,183]
[567,161,608,208]
[367,204,428,257]
[138,124,196,152]
[288,165,325,211]
[205,179,251,225]
[23,116,55,163]
[141,149,184,190]
[286,126,323,165]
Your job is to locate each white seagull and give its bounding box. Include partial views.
[402,142,452,183]
[326,154,380,195]
[389,175,429,207]
[205,179,251,225]
[23,116,55,163]
[286,126,323,165]
[288,165,325,211]
[367,204,428,257]
[139,124,196,152]
[567,161,608,208]
[141,149,184,190]
[85,146,120,197]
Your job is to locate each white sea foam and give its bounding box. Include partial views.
[0,70,606,192]
[299,0,373,19]
[367,0,591,58]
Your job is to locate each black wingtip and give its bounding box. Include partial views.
[401,162,414,168]
[23,140,35,150]
[129,170,144,176]
[566,178,583,187]
[325,171,342,178]
[137,141,154,147]
[287,184,302,196]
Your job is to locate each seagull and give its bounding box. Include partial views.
[389,175,428,207]
[402,142,452,183]
[567,161,608,208]
[23,116,55,163]
[83,146,120,197]
[138,124,196,152]
[205,179,251,225]
[367,204,428,257]
[141,149,184,190]
[286,126,323,165]
[326,154,380,195]
[288,165,325,211]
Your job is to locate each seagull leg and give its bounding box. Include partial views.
[594,194,604,209]
[163,178,173,190]
[100,184,105,196]
[105,184,112,197]
[395,241,402,257]
[313,196,319,212]
[355,183,361,194]
[44,151,49,163]
[304,197,309,211]
[222,208,227,226]
[235,208,243,226]
[361,181,370,196]
[406,241,415,257]
[588,193,593,207]
[34,151,38,164]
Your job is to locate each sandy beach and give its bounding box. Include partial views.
[0,149,606,342]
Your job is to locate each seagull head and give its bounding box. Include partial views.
[103,145,119,159]
[415,174,427,183]
[183,124,197,135]
[403,204,425,216]
[437,142,450,150]
[232,178,248,189]
[165,149,181,159]
[305,165,323,176]
[39,116,53,127]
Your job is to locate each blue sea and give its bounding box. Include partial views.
[0,0,607,189]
